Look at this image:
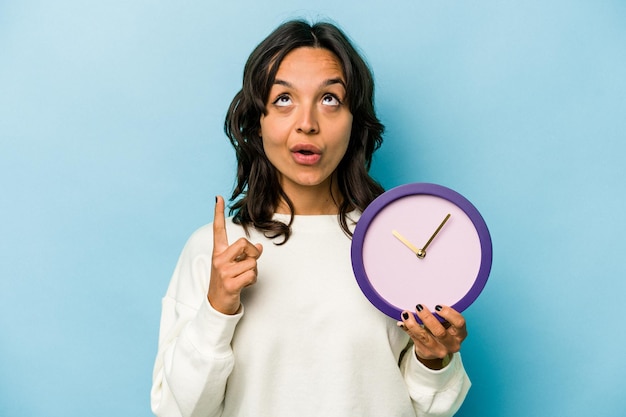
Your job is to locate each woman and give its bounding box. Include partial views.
[151,20,471,417]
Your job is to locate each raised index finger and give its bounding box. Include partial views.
[213,196,229,253]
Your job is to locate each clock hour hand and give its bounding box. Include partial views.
[392,230,421,257]
[418,213,451,259]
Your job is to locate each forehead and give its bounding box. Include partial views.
[275,47,345,80]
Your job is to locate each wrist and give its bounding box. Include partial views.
[416,353,451,370]
[207,294,241,315]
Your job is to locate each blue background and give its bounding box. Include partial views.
[1,1,625,416]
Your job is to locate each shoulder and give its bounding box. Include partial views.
[181,223,213,258]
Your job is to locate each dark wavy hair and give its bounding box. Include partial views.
[224,19,385,243]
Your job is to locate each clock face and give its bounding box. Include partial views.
[351,183,492,321]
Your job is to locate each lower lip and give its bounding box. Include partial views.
[292,152,321,165]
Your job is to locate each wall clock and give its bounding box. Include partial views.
[351,183,492,322]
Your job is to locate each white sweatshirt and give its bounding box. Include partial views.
[151,212,470,417]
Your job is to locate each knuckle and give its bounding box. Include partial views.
[430,327,446,339]
[211,263,225,277]
[411,328,427,342]
[448,342,461,354]
[242,270,257,287]
[213,254,233,272]
[239,258,257,270]
[222,281,239,294]
[249,274,258,285]
[420,314,437,326]
[436,347,448,358]
[235,237,250,247]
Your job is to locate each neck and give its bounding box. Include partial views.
[276,180,343,215]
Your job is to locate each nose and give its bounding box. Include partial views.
[295,104,319,134]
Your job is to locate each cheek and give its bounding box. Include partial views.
[337,117,353,154]
[259,119,276,151]
[259,116,286,144]
[259,120,284,167]
[261,136,277,161]
[328,128,352,168]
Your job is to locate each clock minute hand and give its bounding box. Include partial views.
[392,230,421,256]
[418,213,451,259]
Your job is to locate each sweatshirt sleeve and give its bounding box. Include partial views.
[151,225,240,417]
[399,348,471,417]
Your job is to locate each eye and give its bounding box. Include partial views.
[322,94,341,107]
[273,94,292,107]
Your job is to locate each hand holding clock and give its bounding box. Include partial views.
[351,183,491,370]
[399,304,467,370]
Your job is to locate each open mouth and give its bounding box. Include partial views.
[291,145,322,165]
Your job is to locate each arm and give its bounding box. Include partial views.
[151,197,262,417]
[150,239,241,417]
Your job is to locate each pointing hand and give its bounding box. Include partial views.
[207,196,263,315]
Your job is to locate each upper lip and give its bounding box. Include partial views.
[290,144,321,154]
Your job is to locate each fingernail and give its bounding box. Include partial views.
[402,312,409,320]
[215,196,218,203]
[416,304,423,312]
[435,305,442,312]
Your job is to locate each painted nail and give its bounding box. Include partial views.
[402,312,409,320]
[435,305,443,312]
[416,304,423,312]
[215,196,218,203]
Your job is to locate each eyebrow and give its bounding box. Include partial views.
[273,78,347,89]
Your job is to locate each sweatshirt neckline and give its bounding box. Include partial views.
[272,210,360,232]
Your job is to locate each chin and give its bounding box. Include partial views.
[289,175,331,188]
